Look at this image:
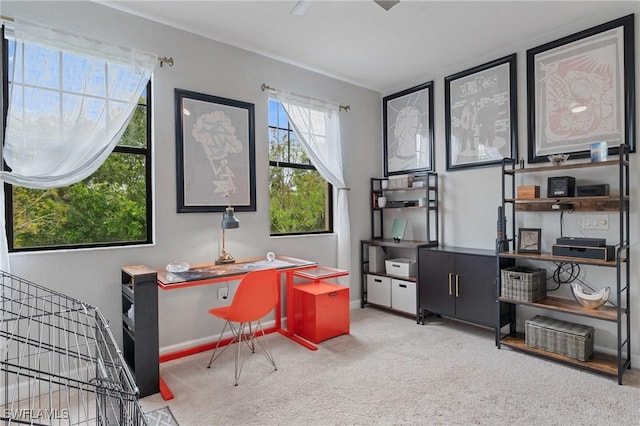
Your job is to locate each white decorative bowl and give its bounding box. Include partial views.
[166,262,190,273]
[548,154,569,166]
[571,282,609,309]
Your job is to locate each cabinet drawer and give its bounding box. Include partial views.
[391,279,416,315]
[366,275,391,307]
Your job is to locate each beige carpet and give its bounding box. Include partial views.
[140,308,639,425]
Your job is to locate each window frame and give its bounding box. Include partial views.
[1,29,153,252]
[268,99,333,237]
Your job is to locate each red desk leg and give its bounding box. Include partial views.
[276,269,318,351]
[159,376,174,401]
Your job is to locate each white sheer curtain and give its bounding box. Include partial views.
[0,19,156,271]
[275,90,351,278]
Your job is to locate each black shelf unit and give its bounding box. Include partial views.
[361,173,439,322]
[121,265,159,397]
[496,145,631,384]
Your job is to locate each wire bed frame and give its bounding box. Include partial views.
[1,271,147,425]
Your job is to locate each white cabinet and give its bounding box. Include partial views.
[365,275,416,314]
[366,275,391,307]
[391,279,416,315]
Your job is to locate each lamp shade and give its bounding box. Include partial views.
[221,207,240,229]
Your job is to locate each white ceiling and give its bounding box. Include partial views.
[99,0,636,94]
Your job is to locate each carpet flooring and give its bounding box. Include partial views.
[140,308,639,425]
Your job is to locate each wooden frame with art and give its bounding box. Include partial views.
[175,89,256,213]
[527,14,635,163]
[517,227,542,254]
[383,81,434,176]
[445,54,518,170]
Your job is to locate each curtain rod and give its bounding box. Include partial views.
[1,14,174,67]
[261,83,351,112]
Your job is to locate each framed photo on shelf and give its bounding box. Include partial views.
[518,228,542,254]
[445,54,517,170]
[383,81,434,176]
[175,89,256,213]
[527,14,635,163]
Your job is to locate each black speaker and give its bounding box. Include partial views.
[547,176,575,197]
[576,184,610,197]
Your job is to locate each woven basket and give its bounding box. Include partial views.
[525,315,594,361]
[501,266,547,302]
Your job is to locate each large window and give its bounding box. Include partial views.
[268,99,332,235]
[2,35,152,251]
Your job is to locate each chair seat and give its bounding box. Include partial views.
[208,306,231,319]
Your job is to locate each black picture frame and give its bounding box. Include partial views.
[383,81,434,176]
[445,54,518,170]
[175,89,256,213]
[527,14,635,163]
[518,227,542,254]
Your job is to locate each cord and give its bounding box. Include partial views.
[551,262,580,290]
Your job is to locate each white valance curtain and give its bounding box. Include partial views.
[275,89,351,277]
[0,18,157,271]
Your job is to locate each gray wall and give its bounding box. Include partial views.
[2,1,380,352]
[3,1,639,365]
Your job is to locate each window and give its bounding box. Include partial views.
[2,34,152,251]
[268,99,332,235]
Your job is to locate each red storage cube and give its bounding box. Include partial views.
[294,282,350,343]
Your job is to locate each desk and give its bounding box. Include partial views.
[125,256,316,400]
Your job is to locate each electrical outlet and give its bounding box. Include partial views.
[581,215,609,230]
[595,215,609,230]
[218,287,229,301]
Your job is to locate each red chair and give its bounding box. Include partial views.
[206,268,278,385]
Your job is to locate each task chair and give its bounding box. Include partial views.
[206,268,278,385]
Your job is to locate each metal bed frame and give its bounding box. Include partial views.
[1,271,147,425]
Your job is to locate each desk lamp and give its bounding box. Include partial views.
[216,206,240,265]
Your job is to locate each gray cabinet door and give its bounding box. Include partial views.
[453,254,496,326]
[419,250,455,317]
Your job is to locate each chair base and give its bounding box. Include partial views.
[207,319,277,386]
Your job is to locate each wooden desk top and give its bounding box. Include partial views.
[157,256,316,289]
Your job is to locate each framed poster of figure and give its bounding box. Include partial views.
[175,89,256,212]
[383,81,434,176]
[445,54,518,170]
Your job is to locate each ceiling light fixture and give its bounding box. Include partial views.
[374,0,400,11]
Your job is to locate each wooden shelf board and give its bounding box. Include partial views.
[500,333,622,376]
[498,251,621,266]
[505,197,628,212]
[504,159,621,175]
[362,238,434,249]
[499,295,623,321]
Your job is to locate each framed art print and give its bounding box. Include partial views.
[518,228,542,254]
[383,81,434,176]
[445,54,517,170]
[527,14,635,163]
[175,89,256,213]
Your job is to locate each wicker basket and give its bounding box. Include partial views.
[501,266,547,302]
[525,315,594,361]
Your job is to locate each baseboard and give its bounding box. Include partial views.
[159,318,278,356]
